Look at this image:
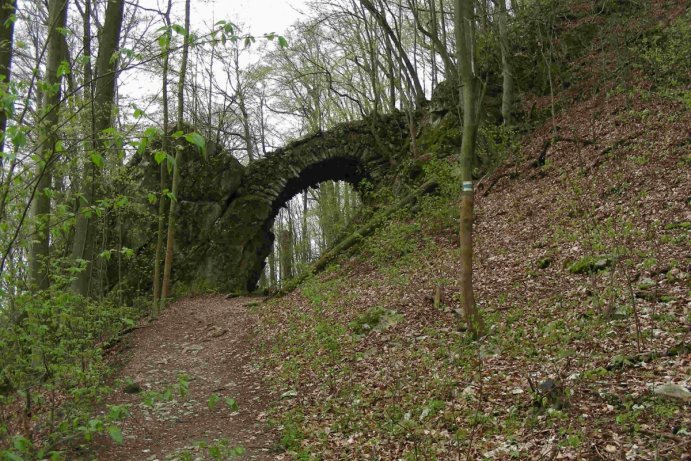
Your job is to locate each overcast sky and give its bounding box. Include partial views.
[150,0,308,35]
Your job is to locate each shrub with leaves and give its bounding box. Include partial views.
[0,288,135,459]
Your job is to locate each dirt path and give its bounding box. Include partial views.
[93,295,281,461]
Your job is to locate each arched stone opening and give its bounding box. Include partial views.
[249,155,367,291]
[268,155,364,221]
[257,156,365,290]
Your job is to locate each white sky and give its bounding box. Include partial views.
[201,0,307,35]
[148,0,308,35]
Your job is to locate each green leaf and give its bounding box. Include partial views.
[147,193,157,204]
[57,60,70,77]
[3,452,24,461]
[107,425,123,445]
[12,435,32,453]
[207,393,221,410]
[115,196,129,208]
[177,374,190,398]
[136,138,148,155]
[158,32,170,50]
[88,419,104,432]
[9,126,26,148]
[171,24,187,36]
[144,126,160,138]
[183,132,206,156]
[153,150,166,165]
[4,13,16,27]
[1,90,16,114]
[121,317,135,328]
[278,36,288,48]
[90,152,104,168]
[133,107,144,119]
[224,397,239,412]
[107,404,130,422]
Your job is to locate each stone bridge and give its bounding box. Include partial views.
[160,111,412,292]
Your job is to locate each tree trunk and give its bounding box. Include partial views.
[152,0,172,314]
[455,0,485,338]
[161,0,191,303]
[268,247,276,287]
[234,47,253,162]
[302,189,310,263]
[71,0,125,296]
[497,0,514,125]
[29,0,68,291]
[279,228,293,282]
[0,0,16,158]
[386,38,396,110]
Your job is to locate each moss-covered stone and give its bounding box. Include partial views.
[349,307,403,336]
[568,255,613,274]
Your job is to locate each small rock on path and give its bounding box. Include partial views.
[92,295,280,460]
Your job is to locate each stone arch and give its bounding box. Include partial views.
[175,111,409,292]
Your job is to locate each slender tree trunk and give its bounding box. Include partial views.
[259,92,268,155]
[439,0,449,66]
[279,228,293,281]
[234,47,253,162]
[0,0,16,158]
[29,0,68,291]
[343,183,351,223]
[71,0,125,296]
[268,247,276,287]
[206,28,215,137]
[386,39,396,110]
[288,203,296,272]
[455,0,485,338]
[497,0,514,125]
[152,0,172,314]
[429,0,439,85]
[161,0,191,303]
[302,190,310,263]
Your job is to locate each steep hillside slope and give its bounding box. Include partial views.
[253,2,690,459]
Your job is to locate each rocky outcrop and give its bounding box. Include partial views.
[125,110,413,294]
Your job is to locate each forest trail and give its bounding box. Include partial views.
[93,296,281,461]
